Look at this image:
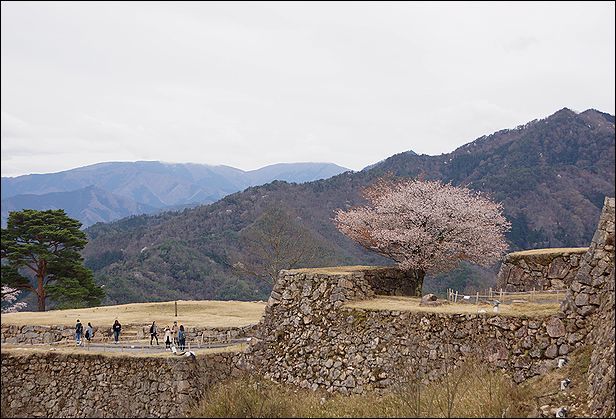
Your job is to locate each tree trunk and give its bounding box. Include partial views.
[37,289,46,312]
[415,270,425,297]
[36,260,47,312]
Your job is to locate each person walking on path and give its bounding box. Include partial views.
[164,326,172,350]
[112,319,122,344]
[171,321,178,346]
[178,324,186,351]
[75,319,83,346]
[150,321,159,345]
[85,322,94,344]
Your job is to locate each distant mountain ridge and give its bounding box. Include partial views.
[1,161,350,226]
[81,107,615,305]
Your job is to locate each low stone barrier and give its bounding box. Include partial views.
[496,247,587,292]
[1,323,258,345]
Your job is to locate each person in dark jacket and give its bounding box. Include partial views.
[85,322,94,343]
[75,319,83,346]
[112,319,122,344]
[178,324,186,351]
[149,321,159,345]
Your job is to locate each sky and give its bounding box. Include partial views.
[1,1,615,177]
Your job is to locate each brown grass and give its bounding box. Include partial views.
[514,345,592,417]
[507,247,588,258]
[284,265,386,275]
[0,300,266,328]
[191,359,526,418]
[345,296,562,317]
[192,345,593,417]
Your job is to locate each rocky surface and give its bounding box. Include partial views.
[496,248,587,292]
[0,351,244,418]
[246,267,574,394]
[582,198,615,418]
[587,267,615,418]
[561,198,615,342]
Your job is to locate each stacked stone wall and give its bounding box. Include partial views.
[0,350,244,418]
[496,248,587,292]
[246,269,575,395]
[1,324,257,345]
[579,197,615,417]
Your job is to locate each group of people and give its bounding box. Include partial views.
[76,318,187,350]
[149,320,187,351]
[75,319,121,345]
[74,319,95,346]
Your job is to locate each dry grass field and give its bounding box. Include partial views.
[1,300,266,328]
[345,295,562,317]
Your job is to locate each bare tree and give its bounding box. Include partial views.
[234,206,322,284]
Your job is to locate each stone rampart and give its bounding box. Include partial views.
[0,350,244,418]
[246,268,573,394]
[496,248,587,292]
[245,198,615,398]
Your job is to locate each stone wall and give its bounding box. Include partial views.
[577,197,615,418]
[245,198,616,396]
[496,248,587,292]
[0,350,244,418]
[1,324,257,345]
[245,267,573,395]
[560,197,615,340]
[587,267,615,418]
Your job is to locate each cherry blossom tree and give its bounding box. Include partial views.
[334,178,510,291]
[1,286,28,313]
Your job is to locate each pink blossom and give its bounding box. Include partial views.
[1,286,28,313]
[335,178,511,274]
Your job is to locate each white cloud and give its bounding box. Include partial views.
[1,1,614,176]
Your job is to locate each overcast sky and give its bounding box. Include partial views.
[1,1,614,177]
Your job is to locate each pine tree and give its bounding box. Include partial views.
[1,209,104,311]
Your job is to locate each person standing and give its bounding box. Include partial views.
[112,319,122,344]
[149,321,159,345]
[171,321,178,346]
[75,319,83,346]
[85,322,94,343]
[164,326,172,350]
[178,324,186,351]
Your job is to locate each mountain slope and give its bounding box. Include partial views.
[1,161,350,226]
[82,108,615,304]
[1,186,158,228]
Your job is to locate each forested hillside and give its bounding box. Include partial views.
[83,108,615,304]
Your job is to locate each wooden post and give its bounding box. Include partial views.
[476,292,479,305]
[455,291,459,303]
[175,301,178,317]
[489,287,492,299]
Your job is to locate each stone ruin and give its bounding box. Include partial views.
[1,198,614,418]
[496,247,588,292]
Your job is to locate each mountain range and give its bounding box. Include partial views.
[1,161,349,227]
[80,108,615,305]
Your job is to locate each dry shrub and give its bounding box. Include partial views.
[192,358,526,418]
